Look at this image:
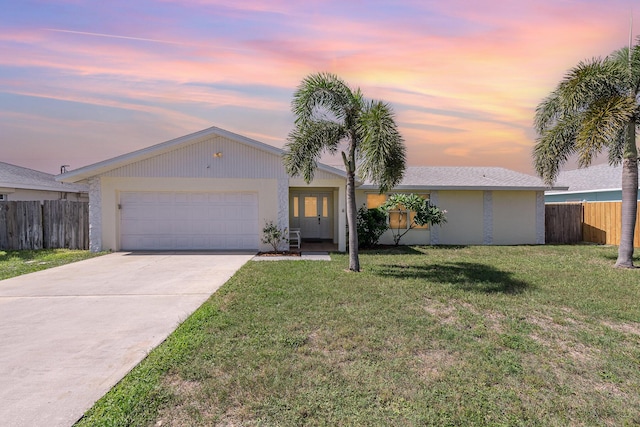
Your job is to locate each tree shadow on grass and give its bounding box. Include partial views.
[360,245,469,256]
[359,246,425,256]
[376,262,532,294]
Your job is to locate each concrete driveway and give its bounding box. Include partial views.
[0,251,254,427]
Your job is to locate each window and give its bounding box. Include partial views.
[0,194,6,201]
[367,194,386,209]
[389,210,408,229]
[304,197,317,217]
[365,193,430,229]
[292,196,299,218]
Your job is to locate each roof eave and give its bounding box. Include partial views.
[358,185,558,191]
[0,182,87,193]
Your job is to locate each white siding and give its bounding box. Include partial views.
[102,135,288,179]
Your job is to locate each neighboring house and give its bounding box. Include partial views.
[58,126,553,252]
[0,161,88,202]
[545,163,640,202]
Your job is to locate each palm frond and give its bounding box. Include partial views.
[607,131,626,165]
[534,59,621,134]
[555,59,625,113]
[291,72,356,127]
[283,120,346,183]
[576,95,636,166]
[533,114,580,185]
[534,90,562,134]
[356,100,406,192]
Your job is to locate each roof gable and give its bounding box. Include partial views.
[58,126,346,182]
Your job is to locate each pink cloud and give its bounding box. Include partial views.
[1,0,637,175]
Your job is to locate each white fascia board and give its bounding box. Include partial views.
[0,182,86,193]
[358,185,559,192]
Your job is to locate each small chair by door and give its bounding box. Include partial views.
[289,228,301,249]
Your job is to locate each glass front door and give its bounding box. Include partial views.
[299,193,332,239]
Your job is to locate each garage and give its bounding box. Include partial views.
[120,191,259,250]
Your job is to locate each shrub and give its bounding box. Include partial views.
[382,193,447,245]
[356,205,388,248]
[261,221,288,252]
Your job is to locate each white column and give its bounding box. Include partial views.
[429,191,440,245]
[483,191,493,245]
[277,178,290,250]
[88,177,102,252]
[536,191,545,244]
[338,184,346,252]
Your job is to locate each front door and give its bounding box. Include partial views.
[300,193,332,240]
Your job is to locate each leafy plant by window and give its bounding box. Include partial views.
[261,221,288,252]
[382,193,447,245]
[356,205,388,248]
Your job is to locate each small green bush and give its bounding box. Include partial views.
[356,205,388,248]
[261,221,288,252]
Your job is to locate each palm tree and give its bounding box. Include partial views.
[283,72,406,271]
[534,40,640,268]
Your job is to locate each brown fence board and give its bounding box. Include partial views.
[545,204,583,244]
[0,200,88,250]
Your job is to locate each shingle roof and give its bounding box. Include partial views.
[0,162,87,193]
[360,166,554,191]
[547,163,630,194]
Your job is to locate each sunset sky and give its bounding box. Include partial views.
[1,0,636,175]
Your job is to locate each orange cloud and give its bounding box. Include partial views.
[1,0,636,175]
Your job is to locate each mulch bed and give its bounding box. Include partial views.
[256,251,302,257]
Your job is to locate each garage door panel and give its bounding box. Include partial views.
[120,191,259,250]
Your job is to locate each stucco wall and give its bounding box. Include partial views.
[492,191,538,244]
[355,189,542,246]
[437,191,485,245]
[98,177,280,251]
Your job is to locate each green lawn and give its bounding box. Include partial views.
[77,245,640,426]
[0,249,105,280]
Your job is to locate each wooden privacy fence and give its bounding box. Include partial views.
[0,200,89,250]
[546,201,640,247]
[545,203,583,244]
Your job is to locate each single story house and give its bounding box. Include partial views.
[0,161,88,202]
[545,163,640,203]
[58,126,553,252]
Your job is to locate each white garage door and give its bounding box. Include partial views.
[120,192,259,250]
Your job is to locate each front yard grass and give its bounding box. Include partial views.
[77,245,640,426]
[0,249,105,280]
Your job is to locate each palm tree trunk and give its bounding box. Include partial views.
[615,121,638,268]
[346,169,360,272]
